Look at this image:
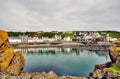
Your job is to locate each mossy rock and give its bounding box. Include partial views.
[6,50,25,75]
[0,47,14,71]
[0,30,8,45]
[108,64,120,73]
[0,30,25,76]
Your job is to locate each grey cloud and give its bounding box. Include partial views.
[0,0,120,31]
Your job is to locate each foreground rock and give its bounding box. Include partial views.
[90,68,120,79]
[0,71,88,79]
[1,70,120,79]
[109,39,120,66]
[0,30,25,75]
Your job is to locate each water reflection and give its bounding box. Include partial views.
[16,47,108,56]
[15,47,110,76]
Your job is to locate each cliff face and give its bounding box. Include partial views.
[109,41,120,66]
[0,30,25,76]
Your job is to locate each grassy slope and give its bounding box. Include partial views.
[108,64,120,73]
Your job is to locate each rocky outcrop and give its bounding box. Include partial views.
[89,68,120,79]
[0,71,88,79]
[95,62,112,70]
[0,30,25,76]
[90,41,120,79]
[6,50,25,75]
[1,69,120,79]
[116,54,120,66]
[89,43,120,79]
[109,40,120,66]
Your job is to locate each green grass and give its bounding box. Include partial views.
[4,72,11,75]
[108,64,120,73]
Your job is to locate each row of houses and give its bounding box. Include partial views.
[76,32,117,43]
[9,32,117,43]
[9,36,56,43]
[9,36,72,43]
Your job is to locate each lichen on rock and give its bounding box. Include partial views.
[0,30,25,76]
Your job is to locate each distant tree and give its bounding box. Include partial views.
[25,31,29,35]
[61,33,76,39]
[41,32,56,38]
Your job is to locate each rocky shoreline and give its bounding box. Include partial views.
[1,61,120,79]
[11,42,111,48]
[0,67,119,79]
[0,61,119,79]
[1,71,88,79]
[12,43,110,52]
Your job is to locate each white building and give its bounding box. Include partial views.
[9,37,22,43]
[83,36,93,40]
[28,37,44,43]
[93,32,101,38]
[110,38,117,42]
[55,35,62,40]
[63,37,72,41]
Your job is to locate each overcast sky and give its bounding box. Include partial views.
[0,0,120,32]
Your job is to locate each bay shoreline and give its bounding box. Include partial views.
[11,41,111,50]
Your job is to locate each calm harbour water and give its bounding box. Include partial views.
[17,47,110,76]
